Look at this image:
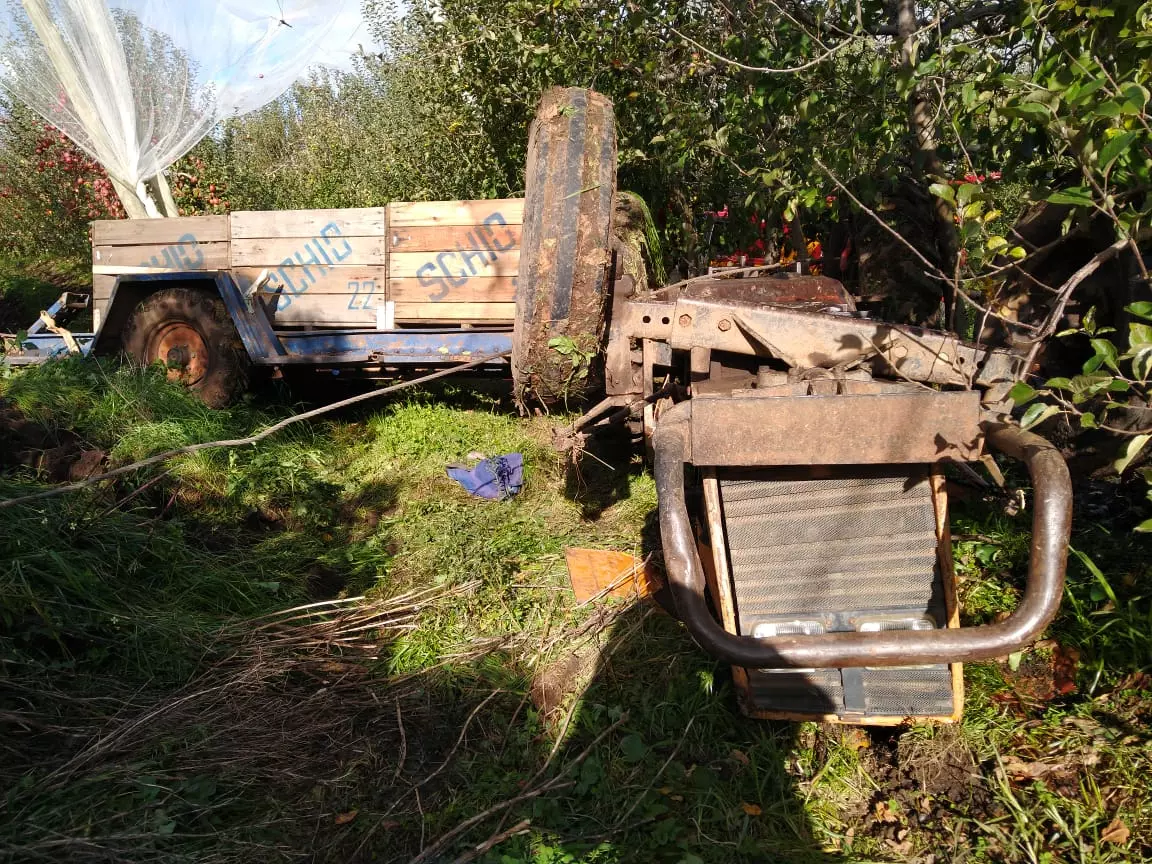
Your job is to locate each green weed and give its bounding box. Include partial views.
[2,359,1152,863]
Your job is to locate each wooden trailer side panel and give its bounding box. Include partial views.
[89,199,523,330]
[387,200,520,323]
[229,208,389,328]
[90,215,230,330]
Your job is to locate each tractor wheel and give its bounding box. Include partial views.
[122,287,249,408]
[513,87,617,410]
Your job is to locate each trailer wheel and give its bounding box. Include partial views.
[513,87,617,409]
[122,287,249,408]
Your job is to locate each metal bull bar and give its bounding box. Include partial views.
[653,398,1073,668]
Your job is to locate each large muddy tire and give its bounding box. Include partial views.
[513,87,617,410]
[122,287,249,408]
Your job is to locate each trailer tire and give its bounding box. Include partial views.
[122,287,249,408]
[513,87,617,409]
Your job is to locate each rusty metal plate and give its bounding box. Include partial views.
[688,390,983,466]
[682,273,854,309]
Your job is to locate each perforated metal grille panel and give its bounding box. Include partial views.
[861,668,956,716]
[719,467,955,719]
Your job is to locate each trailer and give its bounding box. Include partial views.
[3,87,1072,725]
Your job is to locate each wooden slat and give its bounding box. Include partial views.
[388,250,518,279]
[92,215,229,246]
[389,199,524,227]
[232,266,388,298]
[387,276,516,304]
[388,223,522,253]
[272,299,514,323]
[92,274,117,301]
[94,242,230,270]
[268,296,378,325]
[394,302,515,321]
[231,235,386,268]
[230,208,387,239]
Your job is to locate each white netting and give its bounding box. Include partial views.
[0,0,352,214]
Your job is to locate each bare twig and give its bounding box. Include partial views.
[449,819,532,864]
[393,698,408,784]
[614,717,695,829]
[1025,231,1152,369]
[412,690,503,792]
[0,351,512,511]
[408,782,573,864]
[813,156,948,279]
[408,714,628,864]
[667,24,855,73]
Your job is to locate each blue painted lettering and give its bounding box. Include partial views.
[468,229,498,263]
[347,279,378,310]
[320,222,352,262]
[277,261,301,295]
[482,212,516,251]
[458,247,488,276]
[418,262,450,301]
[311,238,334,267]
[436,251,470,288]
[294,243,328,286]
[176,232,204,268]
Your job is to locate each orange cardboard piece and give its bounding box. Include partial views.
[564,548,661,603]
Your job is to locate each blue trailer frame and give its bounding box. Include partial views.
[4,271,514,370]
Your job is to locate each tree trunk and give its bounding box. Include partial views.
[897,0,960,329]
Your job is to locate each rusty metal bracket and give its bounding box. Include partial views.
[617,297,1024,387]
[653,400,1072,668]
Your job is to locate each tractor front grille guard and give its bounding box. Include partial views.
[653,398,1072,669]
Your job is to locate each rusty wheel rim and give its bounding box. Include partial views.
[146,321,208,386]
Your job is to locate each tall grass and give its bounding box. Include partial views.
[2,357,1151,863]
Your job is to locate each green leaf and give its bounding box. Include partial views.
[963,201,985,219]
[1130,322,1152,349]
[1069,545,1118,606]
[620,733,648,762]
[1121,82,1150,113]
[1020,403,1059,429]
[1136,518,1152,533]
[1067,77,1107,105]
[1070,373,1113,399]
[1008,381,1037,405]
[1047,187,1095,206]
[929,182,955,203]
[1080,411,1097,428]
[1115,434,1151,474]
[1126,302,1152,321]
[1090,338,1121,373]
[1012,101,1052,117]
[1099,131,1138,173]
[1132,347,1152,382]
[987,235,1008,252]
[957,183,980,206]
[1045,377,1073,390]
[1008,246,1027,260]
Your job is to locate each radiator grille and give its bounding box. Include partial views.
[719,467,955,719]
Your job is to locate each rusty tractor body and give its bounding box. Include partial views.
[3,87,1073,724]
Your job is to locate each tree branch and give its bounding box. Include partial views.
[872,1,1019,38]
[666,24,857,74]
